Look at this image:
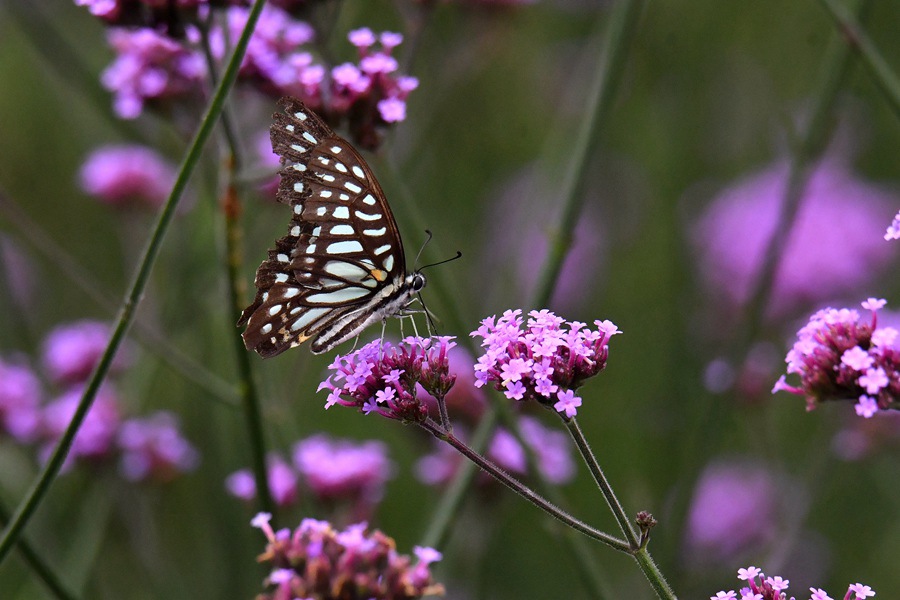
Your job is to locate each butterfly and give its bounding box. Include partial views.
[239,97,426,357]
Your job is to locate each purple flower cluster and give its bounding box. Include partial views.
[79,144,177,208]
[0,321,198,482]
[416,415,575,486]
[712,566,875,600]
[226,434,393,511]
[77,1,419,147]
[318,337,457,423]
[251,513,444,600]
[887,210,900,241]
[471,309,620,419]
[102,27,206,119]
[773,299,899,417]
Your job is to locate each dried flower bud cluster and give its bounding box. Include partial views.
[318,337,457,422]
[252,513,444,600]
[471,309,620,419]
[773,299,899,417]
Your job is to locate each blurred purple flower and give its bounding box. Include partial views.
[225,454,299,507]
[41,320,129,386]
[251,514,444,600]
[417,416,574,486]
[0,358,43,443]
[292,434,393,505]
[694,158,897,318]
[101,28,206,119]
[79,144,176,208]
[685,461,783,562]
[41,386,122,470]
[117,411,199,482]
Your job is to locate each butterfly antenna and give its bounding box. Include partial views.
[419,250,463,272]
[413,229,433,270]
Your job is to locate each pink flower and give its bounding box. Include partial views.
[80,145,176,208]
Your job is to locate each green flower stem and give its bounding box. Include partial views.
[564,418,637,544]
[666,0,866,581]
[415,0,644,559]
[0,0,268,568]
[419,419,631,553]
[564,418,676,599]
[819,0,900,121]
[199,17,274,515]
[0,501,79,600]
[531,0,644,309]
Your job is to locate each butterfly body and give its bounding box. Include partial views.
[239,97,423,357]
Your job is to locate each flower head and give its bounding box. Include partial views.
[885,210,900,241]
[79,145,177,208]
[254,517,444,600]
[41,386,122,470]
[0,358,43,443]
[714,568,875,600]
[773,299,899,415]
[117,411,199,482]
[694,157,898,319]
[292,434,393,505]
[319,337,456,422]
[471,309,619,418]
[41,320,129,386]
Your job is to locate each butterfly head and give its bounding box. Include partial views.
[408,271,427,293]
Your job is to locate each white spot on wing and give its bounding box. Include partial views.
[362,194,377,206]
[294,182,304,193]
[333,206,350,219]
[275,273,288,283]
[322,174,335,183]
[306,244,316,254]
[330,224,354,235]
[294,111,308,121]
[355,211,381,221]
[374,244,391,255]
[290,144,307,154]
[291,307,329,330]
[352,165,365,179]
[283,287,300,298]
[383,255,395,272]
[330,145,341,153]
[261,323,272,334]
[269,304,283,316]
[344,182,362,194]
[364,227,387,236]
[292,164,307,172]
[291,226,300,236]
[323,261,368,280]
[306,287,370,304]
[277,253,289,262]
[302,132,317,144]
[294,204,303,214]
[327,240,364,254]
[339,193,350,201]
[335,162,348,173]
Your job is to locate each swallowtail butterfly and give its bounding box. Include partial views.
[239,97,425,357]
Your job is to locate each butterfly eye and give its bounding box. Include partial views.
[411,273,426,292]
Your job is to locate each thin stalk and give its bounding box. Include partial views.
[419,419,630,552]
[0,0,268,567]
[564,418,638,545]
[415,0,644,563]
[819,0,900,121]
[199,14,274,515]
[0,502,79,600]
[668,0,866,579]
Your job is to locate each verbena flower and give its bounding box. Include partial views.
[0,358,43,443]
[40,386,122,471]
[225,454,299,508]
[470,309,620,419]
[79,145,177,208]
[694,158,897,319]
[101,28,206,119]
[685,461,781,563]
[251,513,445,600]
[885,210,900,241]
[318,337,456,423]
[712,566,876,600]
[415,415,575,486]
[117,412,199,482]
[41,320,129,386]
[772,299,899,416]
[292,435,393,505]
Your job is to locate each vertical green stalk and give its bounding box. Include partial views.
[417,0,644,562]
[0,0,269,567]
[198,14,274,515]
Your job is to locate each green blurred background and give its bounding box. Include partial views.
[1,1,899,598]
